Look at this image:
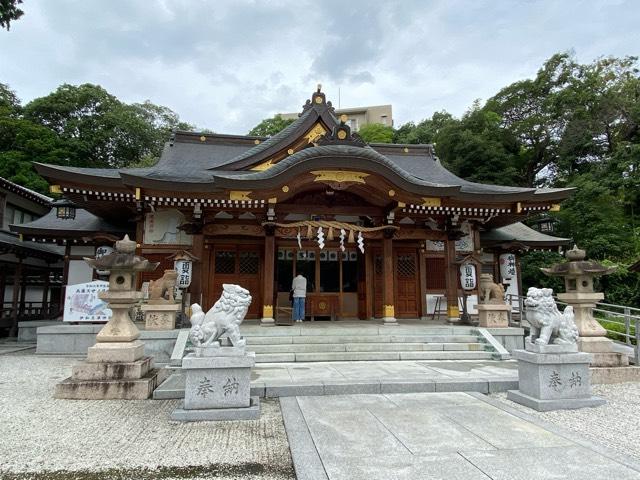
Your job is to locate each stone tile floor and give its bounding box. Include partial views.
[281,392,640,480]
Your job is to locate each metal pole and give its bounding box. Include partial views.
[635,317,640,366]
[625,307,631,345]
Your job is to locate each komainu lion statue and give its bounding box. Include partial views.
[479,273,505,304]
[525,287,578,345]
[148,269,178,302]
[189,284,252,348]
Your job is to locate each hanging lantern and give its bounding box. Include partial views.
[499,253,517,280]
[54,198,77,220]
[166,250,200,289]
[459,262,477,291]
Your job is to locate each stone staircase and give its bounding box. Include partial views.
[239,324,498,363]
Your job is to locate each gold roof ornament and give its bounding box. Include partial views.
[311,170,369,185]
[229,191,252,201]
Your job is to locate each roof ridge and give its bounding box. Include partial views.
[0,176,53,204]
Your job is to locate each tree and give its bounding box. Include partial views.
[23,84,191,169]
[0,0,23,30]
[0,83,20,116]
[486,53,578,186]
[357,123,394,143]
[248,114,294,137]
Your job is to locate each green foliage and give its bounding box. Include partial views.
[248,114,294,137]
[0,0,23,30]
[519,250,565,293]
[357,123,394,143]
[599,262,640,308]
[0,82,193,192]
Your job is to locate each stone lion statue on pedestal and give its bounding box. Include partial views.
[479,273,505,304]
[148,269,178,303]
[189,284,252,348]
[525,287,578,345]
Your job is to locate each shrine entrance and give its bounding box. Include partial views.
[208,244,262,318]
[275,246,360,321]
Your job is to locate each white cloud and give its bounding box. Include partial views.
[0,0,638,133]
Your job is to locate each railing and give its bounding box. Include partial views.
[1,302,60,325]
[506,294,640,365]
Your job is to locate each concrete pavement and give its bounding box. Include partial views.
[281,392,640,480]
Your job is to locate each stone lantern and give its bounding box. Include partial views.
[55,235,162,399]
[541,245,627,367]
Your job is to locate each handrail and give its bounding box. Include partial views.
[506,293,640,365]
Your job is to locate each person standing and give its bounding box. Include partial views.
[291,271,307,322]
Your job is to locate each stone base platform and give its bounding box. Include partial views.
[72,356,152,381]
[171,396,261,422]
[589,352,629,367]
[507,389,606,412]
[54,369,160,400]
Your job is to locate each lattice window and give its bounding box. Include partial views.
[374,254,383,275]
[425,257,446,289]
[397,255,416,278]
[239,251,259,275]
[215,250,236,274]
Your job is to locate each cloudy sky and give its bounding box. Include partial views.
[1,0,639,133]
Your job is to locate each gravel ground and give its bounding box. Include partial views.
[492,382,640,462]
[0,354,294,480]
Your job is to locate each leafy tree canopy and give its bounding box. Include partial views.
[0,0,23,31]
[357,123,394,143]
[248,114,294,137]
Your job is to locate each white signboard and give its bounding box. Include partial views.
[63,281,112,322]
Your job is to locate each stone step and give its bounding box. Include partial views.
[245,334,479,345]
[240,325,478,337]
[249,342,486,354]
[254,350,494,363]
[152,371,519,400]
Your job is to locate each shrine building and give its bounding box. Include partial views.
[20,88,571,326]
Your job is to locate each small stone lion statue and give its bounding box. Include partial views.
[480,273,505,304]
[525,287,578,345]
[148,269,178,303]
[189,284,252,348]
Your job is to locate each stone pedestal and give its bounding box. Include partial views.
[141,303,180,331]
[171,349,260,421]
[55,339,159,400]
[477,304,511,328]
[507,342,605,411]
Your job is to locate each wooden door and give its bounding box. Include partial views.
[372,249,384,317]
[394,249,420,317]
[209,245,262,318]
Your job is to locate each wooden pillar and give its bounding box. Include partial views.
[41,269,51,318]
[381,231,397,325]
[419,249,428,319]
[261,229,275,326]
[364,246,374,320]
[9,257,23,337]
[444,237,460,323]
[190,233,204,306]
[18,267,27,316]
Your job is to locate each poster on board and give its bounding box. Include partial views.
[63,280,112,322]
